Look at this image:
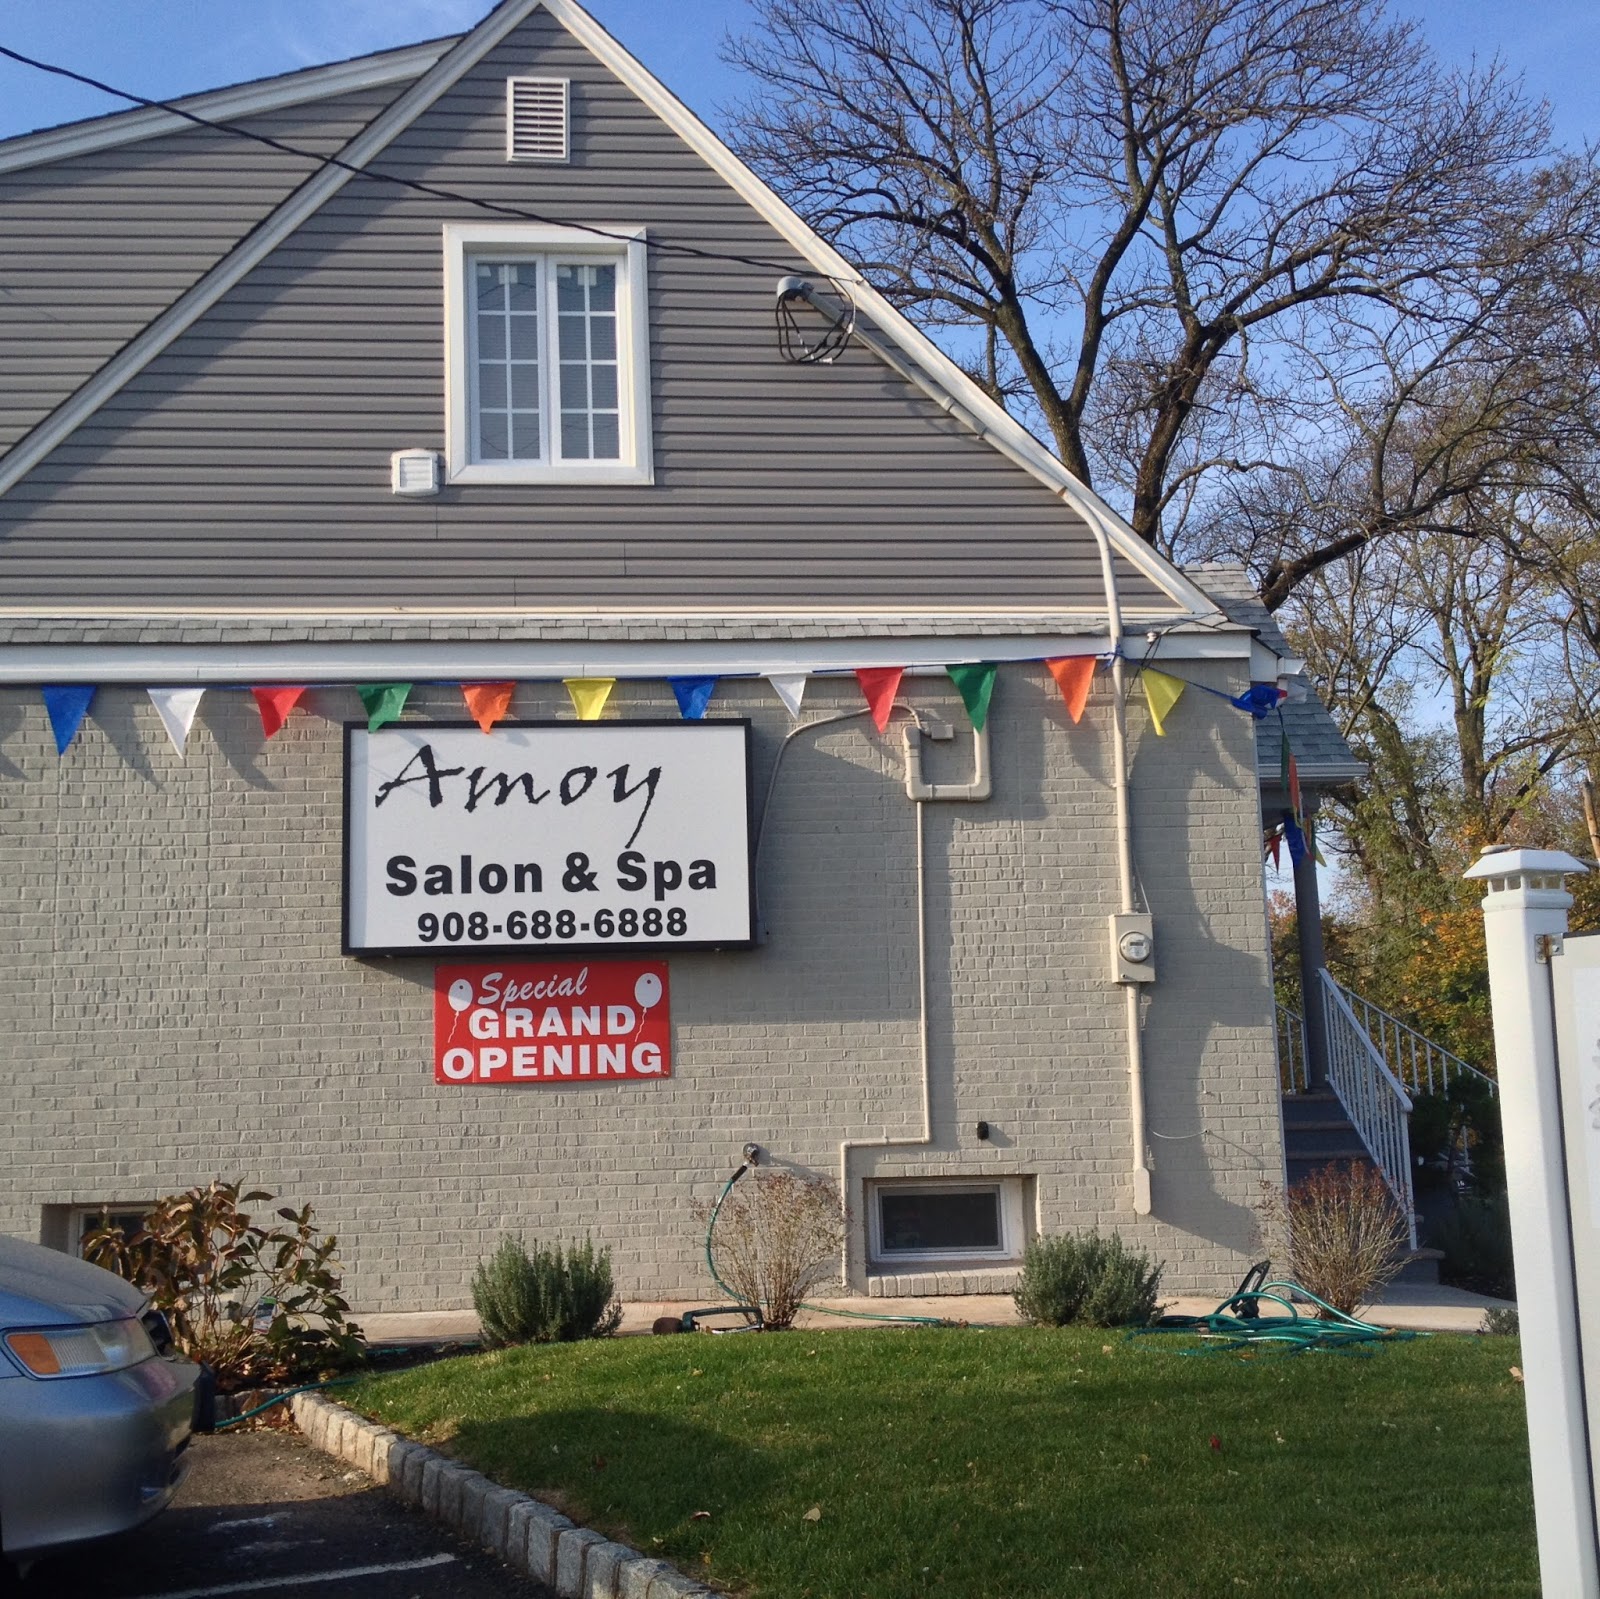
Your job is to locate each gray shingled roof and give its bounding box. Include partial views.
[1185,564,1365,790]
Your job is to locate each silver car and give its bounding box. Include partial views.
[0,1234,201,1570]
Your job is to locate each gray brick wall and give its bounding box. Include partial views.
[0,660,1282,1305]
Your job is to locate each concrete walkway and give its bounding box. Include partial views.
[361,1280,1514,1345]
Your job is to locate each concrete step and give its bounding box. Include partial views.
[1396,1247,1443,1286]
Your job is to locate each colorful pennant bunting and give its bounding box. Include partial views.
[462,682,515,733]
[1045,656,1096,724]
[1265,827,1283,869]
[767,673,808,720]
[1287,752,1303,826]
[565,678,615,722]
[148,686,205,758]
[669,676,717,721]
[1141,669,1185,736]
[946,662,997,732]
[1280,730,1291,791]
[252,686,306,739]
[42,685,95,755]
[358,682,412,732]
[855,667,903,733]
[1283,812,1307,867]
[1231,683,1285,719]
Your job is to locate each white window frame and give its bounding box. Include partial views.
[866,1177,1027,1267]
[442,222,653,486]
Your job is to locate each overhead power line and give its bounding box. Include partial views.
[0,41,856,282]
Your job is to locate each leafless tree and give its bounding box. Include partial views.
[726,0,1548,579]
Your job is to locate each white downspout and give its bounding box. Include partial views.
[1077,498,1153,1217]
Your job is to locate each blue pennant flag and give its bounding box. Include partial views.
[1282,811,1308,867]
[1231,683,1284,719]
[669,676,717,721]
[42,685,96,755]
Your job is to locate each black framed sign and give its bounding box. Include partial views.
[343,720,756,957]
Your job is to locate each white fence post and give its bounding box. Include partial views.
[1464,845,1595,1596]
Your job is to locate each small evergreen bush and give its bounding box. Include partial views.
[1013,1231,1163,1327]
[471,1236,622,1346]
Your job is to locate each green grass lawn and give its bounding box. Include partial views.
[346,1326,1534,1599]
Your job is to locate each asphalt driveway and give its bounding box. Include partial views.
[14,1428,552,1598]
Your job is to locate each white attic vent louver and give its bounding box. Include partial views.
[507,78,569,163]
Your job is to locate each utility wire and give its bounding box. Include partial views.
[0,42,857,282]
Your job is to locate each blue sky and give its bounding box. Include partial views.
[0,1,1596,147]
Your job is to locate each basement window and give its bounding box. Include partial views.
[442,223,653,486]
[868,1178,1026,1267]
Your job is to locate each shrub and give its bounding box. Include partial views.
[471,1236,622,1346]
[83,1180,365,1390]
[702,1168,845,1330]
[1257,1163,1409,1316]
[1481,1306,1520,1337]
[1431,1193,1515,1300]
[1013,1231,1164,1327]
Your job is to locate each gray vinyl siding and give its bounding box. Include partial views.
[0,85,410,456]
[0,10,1177,613]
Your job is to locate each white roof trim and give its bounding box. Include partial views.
[538,0,1216,620]
[0,2,546,500]
[0,630,1251,685]
[0,40,453,176]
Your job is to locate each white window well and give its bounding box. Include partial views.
[443,223,652,485]
[867,1178,1027,1267]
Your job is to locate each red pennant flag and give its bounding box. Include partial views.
[462,682,515,733]
[1266,829,1282,868]
[252,686,306,739]
[855,667,903,733]
[1045,657,1096,724]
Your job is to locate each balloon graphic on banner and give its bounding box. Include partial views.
[447,976,474,1040]
[633,970,663,1038]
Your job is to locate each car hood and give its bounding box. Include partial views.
[0,1234,146,1328]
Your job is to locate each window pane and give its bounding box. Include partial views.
[477,359,507,415]
[556,264,585,313]
[475,264,505,312]
[588,264,617,312]
[506,264,538,311]
[559,362,588,410]
[591,363,618,411]
[509,362,542,411]
[507,314,539,363]
[477,313,505,360]
[589,413,620,460]
[590,315,617,362]
[558,313,588,362]
[478,411,509,460]
[560,413,589,458]
[878,1190,1001,1253]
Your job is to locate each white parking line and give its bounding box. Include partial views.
[125,1552,458,1599]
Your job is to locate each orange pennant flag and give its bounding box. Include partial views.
[462,681,515,733]
[1045,657,1096,723]
[252,685,306,739]
[855,667,903,733]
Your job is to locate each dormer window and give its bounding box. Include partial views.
[442,223,652,485]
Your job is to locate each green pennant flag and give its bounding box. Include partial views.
[358,682,411,731]
[946,662,997,731]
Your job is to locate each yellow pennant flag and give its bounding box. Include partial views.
[1141,670,1185,736]
[564,677,616,721]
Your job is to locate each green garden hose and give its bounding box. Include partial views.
[1133,1279,1426,1355]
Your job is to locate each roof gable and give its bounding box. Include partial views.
[0,0,1218,622]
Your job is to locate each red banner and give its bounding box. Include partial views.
[434,960,670,1085]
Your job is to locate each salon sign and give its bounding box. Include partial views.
[344,721,754,956]
[435,960,670,1084]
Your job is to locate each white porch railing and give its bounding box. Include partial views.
[1332,981,1496,1100]
[1319,969,1418,1250]
[1276,1003,1308,1094]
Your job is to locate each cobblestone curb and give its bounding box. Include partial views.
[291,1391,712,1599]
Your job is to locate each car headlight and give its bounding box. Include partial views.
[4,1316,157,1378]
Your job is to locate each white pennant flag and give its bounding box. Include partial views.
[148,686,205,757]
[766,672,808,720]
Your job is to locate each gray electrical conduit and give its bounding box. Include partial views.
[838,314,1152,1218]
